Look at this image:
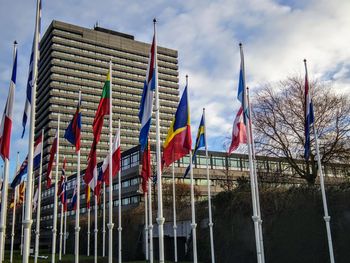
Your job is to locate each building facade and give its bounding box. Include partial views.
[35,20,179,177]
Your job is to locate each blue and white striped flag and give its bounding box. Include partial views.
[138,32,157,152]
[21,0,42,138]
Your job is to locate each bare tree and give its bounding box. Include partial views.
[253,76,350,184]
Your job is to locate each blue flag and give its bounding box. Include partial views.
[22,0,42,138]
[184,113,205,178]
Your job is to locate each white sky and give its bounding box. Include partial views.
[0,0,349,176]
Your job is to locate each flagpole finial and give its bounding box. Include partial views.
[14,41,18,46]
[153,18,157,24]
[239,42,242,47]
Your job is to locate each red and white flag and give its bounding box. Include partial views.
[101,128,121,185]
[228,107,247,154]
[46,131,58,188]
[0,46,17,161]
[84,139,99,195]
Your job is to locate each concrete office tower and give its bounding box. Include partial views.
[35,20,179,176]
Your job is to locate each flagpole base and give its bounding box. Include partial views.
[156,217,165,225]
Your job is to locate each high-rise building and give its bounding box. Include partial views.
[35,20,179,177]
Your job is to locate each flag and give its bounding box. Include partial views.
[47,131,58,188]
[18,181,26,205]
[10,135,43,188]
[140,139,152,193]
[64,93,82,151]
[85,184,91,209]
[163,86,192,167]
[237,46,249,124]
[9,189,17,209]
[70,183,77,211]
[228,107,247,154]
[101,128,121,185]
[58,157,67,211]
[11,158,28,189]
[139,33,156,151]
[22,0,42,137]
[84,140,99,195]
[304,66,314,161]
[92,71,110,143]
[32,187,39,212]
[184,113,206,178]
[0,46,17,160]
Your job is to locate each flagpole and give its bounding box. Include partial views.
[304,59,335,263]
[74,144,81,262]
[187,75,198,263]
[144,192,149,261]
[34,129,44,263]
[20,185,25,256]
[59,203,64,261]
[148,179,154,263]
[74,146,81,263]
[115,119,121,263]
[172,161,178,262]
[51,113,60,263]
[10,189,16,263]
[87,206,91,256]
[10,188,16,263]
[10,152,19,263]
[202,108,215,263]
[247,87,265,263]
[153,18,165,263]
[107,59,114,263]
[22,0,40,260]
[239,43,263,263]
[63,208,67,255]
[94,194,98,263]
[0,41,17,263]
[102,182,106,257]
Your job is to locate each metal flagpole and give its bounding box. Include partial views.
[189,150,198,263]
[59,203,64,261]
[247,87,265,263]
[203,108,215,263]
[63,209,67,255]
[94,194,98,263]
[304,59,335,263]
[107,59,114,263]
[153,18,165,263]
[187,76,198,263]
[87,206,91,256]
[172,162,178,262]
[0,42,17,263]
[102,182,106,257]
[239,43,262,263]
[144,192,149,261]
[22,0,41,260]
[75,146,81,263]
[148,179,154,263]
[10,152,19,263]
[51,113,60,263]
[34,129,44,263]
[118,120,122,263]
[10,188,17,263]
[20,185,25,256]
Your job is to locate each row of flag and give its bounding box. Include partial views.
[0,1,330,262]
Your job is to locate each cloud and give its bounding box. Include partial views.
[0,0,349,174]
